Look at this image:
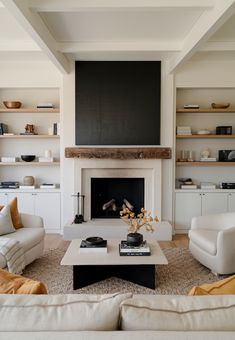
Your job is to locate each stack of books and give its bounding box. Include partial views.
[37,103,54,108]
[40,183,56,189]
[200,182,216,190]
[0,181,19,189]
[1,157,17,163]
[184,104,199,109]
[200,157,217,162]
[177,126,192,135]
[119,240,150,256]
[79,239,107,253]
[48,123,60,136]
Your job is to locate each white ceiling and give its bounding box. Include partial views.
[0,0,235,73]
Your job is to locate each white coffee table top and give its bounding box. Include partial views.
[61,239,168,266]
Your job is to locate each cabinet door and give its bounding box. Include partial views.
[0,193,8,205]
[34,193,61,230]
[175,193,201,231]
[201,193,228,216]
[228,193,235,212]
[7,192,35,214]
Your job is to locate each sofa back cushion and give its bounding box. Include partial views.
[0,197,24,229]
[0,293,131,331]
[120,295,235,331]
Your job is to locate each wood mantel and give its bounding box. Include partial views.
[65,147,171,160]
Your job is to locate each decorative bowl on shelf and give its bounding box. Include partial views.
[211,103,230,109]
[3,101,22,109]
[21,155,36,162]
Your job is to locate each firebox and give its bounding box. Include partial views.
[91,178,144,219]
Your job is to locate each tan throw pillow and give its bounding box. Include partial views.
[0,268,48,294]
[188,275,235,296]
[0,205,15,236]
[0,197,24,229]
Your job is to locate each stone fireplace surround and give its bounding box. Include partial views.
[64,147,172,241]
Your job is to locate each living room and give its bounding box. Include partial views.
[1,0,235,338]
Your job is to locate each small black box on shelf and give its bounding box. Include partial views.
[216,126,232,135]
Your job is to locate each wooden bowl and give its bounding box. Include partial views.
[211,103,230,109]
[3,101,22,109]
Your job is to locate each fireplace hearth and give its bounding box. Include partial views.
[91,178,144,219]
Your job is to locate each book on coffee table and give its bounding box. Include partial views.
[79,239,107,253]
[119,240,151,256]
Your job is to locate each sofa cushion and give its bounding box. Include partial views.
[0,205,15,236]
[0,197,24,229]
[120,295,235,331]
[0,268,47,294]
[0,293,132,332]
[188,229,218,255]
[4,228,44,253]
[188,275,235,296]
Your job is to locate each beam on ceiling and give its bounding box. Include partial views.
[168,0,235,73]
[59,41,181,53]
[1,0,70,74]
[29,0,215,12]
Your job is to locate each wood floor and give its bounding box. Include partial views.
[44,234,189,251]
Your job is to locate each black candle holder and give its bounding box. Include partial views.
[72,192,85,224]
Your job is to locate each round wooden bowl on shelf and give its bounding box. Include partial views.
[3,101,22,109]
[211,103,230,109]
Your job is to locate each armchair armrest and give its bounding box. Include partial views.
[20,213,44,228]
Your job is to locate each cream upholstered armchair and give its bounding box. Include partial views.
[189,212,235,275]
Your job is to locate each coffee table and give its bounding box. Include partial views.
[61,239,168,289]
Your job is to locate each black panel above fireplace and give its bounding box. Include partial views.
[75,61,161,145]
[91,178,144,219]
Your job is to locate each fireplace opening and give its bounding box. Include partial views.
[91,178,144,219]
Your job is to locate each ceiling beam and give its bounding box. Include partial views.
[59,41,181,53]
[1,0,70,74]
[168,0,235,73]
[29,0,215,12]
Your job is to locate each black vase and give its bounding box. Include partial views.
[126,232,143,247]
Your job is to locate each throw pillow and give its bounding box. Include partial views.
[0,205,15,236]
[0,197,24,229]
[0,268,48,294]
[188,275,235,295]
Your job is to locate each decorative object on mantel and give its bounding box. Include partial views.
[72,192,85,224]
[211,103,230,109]
[3,101,22,109]
[120,207,158,247]
[65,147,172,160]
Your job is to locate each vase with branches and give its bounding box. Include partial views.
[120,207,159,246]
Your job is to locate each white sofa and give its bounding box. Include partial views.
[0,213,45,270]
[189,212,235,274]
[0,293,235,339]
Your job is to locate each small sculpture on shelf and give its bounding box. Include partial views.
[25,124,35,134]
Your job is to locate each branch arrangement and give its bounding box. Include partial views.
[120,207,159,233]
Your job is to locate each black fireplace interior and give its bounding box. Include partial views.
[91,178,144,219]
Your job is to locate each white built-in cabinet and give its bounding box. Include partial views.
[0,191,61,232]
[174,88,235,233]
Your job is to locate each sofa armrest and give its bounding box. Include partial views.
[20,213,44,228]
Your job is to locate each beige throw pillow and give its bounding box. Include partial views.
[0,205,15,236]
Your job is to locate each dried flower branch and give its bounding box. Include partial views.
[120,207,159,233]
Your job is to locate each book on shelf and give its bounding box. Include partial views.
[200,182,216,190]
[183,104,199,109]
[119,240,151,256]
[0,123,8,135]
[40,183,56,189]
[181,184,197,189]
[37,103,54,108]
[200,158,217,162]
[38,157,54,163]
[79,239,107,253]
[19,185,36,189]
[1,157,18,163]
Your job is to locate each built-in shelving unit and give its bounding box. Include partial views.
[174,87,235,233]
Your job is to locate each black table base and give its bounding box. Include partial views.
[73,264,156,290]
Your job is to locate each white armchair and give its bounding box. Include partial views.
[189,212,235,275]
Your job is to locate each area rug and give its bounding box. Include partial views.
[24,246,223,295]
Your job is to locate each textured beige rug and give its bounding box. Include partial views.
[24,246,223,295]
